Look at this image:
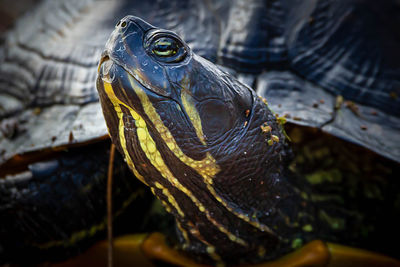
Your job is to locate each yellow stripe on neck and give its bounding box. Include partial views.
[154,181,185,218]
[179,90,276,235]
[104,78,246,247]
[130,94,247,247]
[127,75,219,183]
[180,91,207,145]
[103,81,147,186]
[127,75,275,236]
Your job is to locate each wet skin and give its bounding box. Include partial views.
[96,16,398,266]
[96,16,314,266]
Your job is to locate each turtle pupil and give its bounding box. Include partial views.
[152,37,179,57]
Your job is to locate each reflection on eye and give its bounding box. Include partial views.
[148,34,187,63]
[152,38,179,57]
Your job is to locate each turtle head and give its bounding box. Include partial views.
[97,16,290,265]
[99,16,189,98]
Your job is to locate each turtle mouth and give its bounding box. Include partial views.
[98,52,111,74]
[99,49,172,100]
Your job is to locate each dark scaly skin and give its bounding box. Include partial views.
[96,16,318,265]
[96,16,399,265]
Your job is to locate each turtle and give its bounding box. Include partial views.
[0,0,230,264]
[1,0,399,266]
[95,7,400,267]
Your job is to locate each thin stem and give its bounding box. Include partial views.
[107,143,116,267]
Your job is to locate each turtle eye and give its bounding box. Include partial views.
[148,35,187,63]
[152,37,179,57]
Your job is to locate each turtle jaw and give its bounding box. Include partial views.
[97,51,110,74]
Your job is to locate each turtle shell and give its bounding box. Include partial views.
[0,0,228,166]
[2,0,398,163]
[220,0,400,162]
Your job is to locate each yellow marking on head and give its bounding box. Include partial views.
[127,75,275,236]
[179,84,276,234]
[105,74,272,244]
[105,77,244,246]
[103,81,147,186]
[150,187,173,214]
[127,75,219,184]
[202,177,275,234]
[129,99,246,246]
[187,221,224,265]
[180,91,207,145]
[150,187,156,195]
[161,201,172,213]
[176,220,191,249]
[155,182,185,218]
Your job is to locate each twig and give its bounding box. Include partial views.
[107,143,116,267]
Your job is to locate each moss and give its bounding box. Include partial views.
[288,127,304,144]
[305,169,342,185]
[310,194,344,204]
[302,224,313,232]
[318,210,345,231]
[313,147,330,160]
[291,238,303,249]
[363,183,383,200]
[300,191,309,200]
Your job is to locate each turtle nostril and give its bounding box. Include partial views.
[116,20,120,27]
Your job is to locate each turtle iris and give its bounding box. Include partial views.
[152,37,178,57]
[147,35,187,63]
